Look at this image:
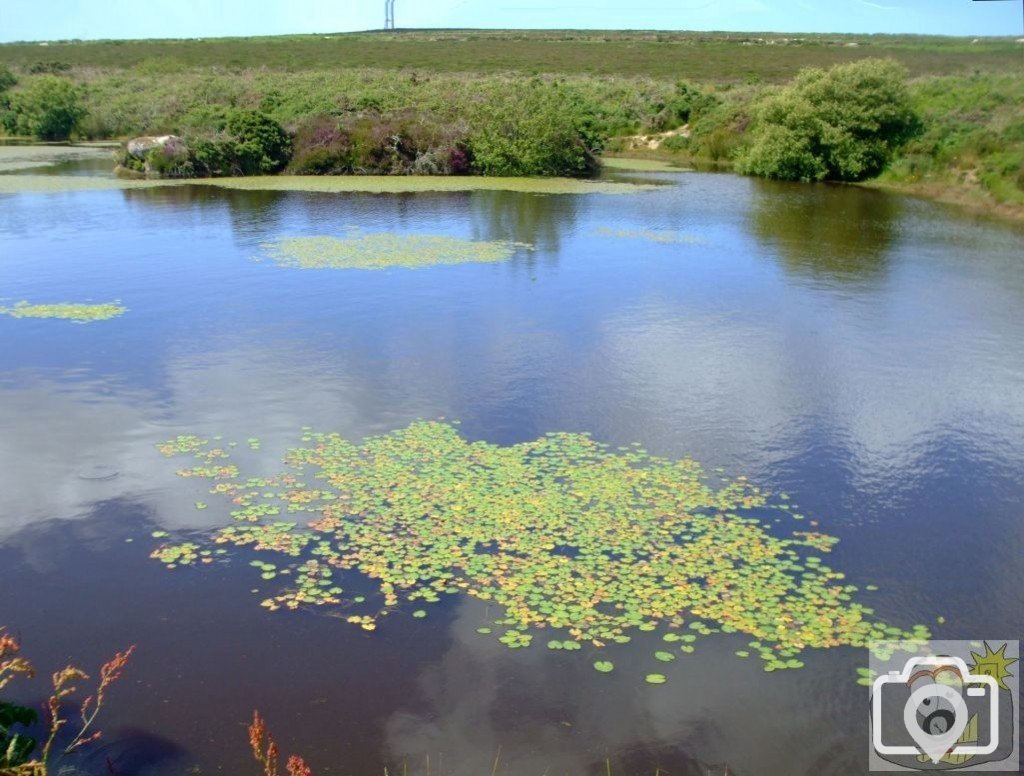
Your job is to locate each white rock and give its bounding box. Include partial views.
[125,135,183,160]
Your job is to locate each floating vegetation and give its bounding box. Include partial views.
[152,421,928,681]
[194,176,657,196]
[262,231,532,271]
[595,227,704,244]
[0,175,156,194]
[0,301,127,323]
[0,174,654,197]
[0,143,116,173]
[601,157,690,173]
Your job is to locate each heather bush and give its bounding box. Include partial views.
[288,111,472,176]
[287,116,356,174]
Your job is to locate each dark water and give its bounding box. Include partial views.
[1,169,1022,775]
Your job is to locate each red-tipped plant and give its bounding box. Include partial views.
[248,710,313,776]
[0,629,35,690]
[43,645,136,760]
[0,626,134,774]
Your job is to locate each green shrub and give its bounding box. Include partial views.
[0,66,15,135]
[737,59,920,182]
[7,75,87,140]
[113,109,290,178]
[224,109,291,174]
[189,137,237,176]
[644,81,720,132]
[180,109,291,176]
[467,82,604,177]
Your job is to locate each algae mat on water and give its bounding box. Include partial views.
[595,227,704,244]
[153,422,928,679]
[601,157,692,173]
[0,174,655,196]
[0,301,127,323]
[194,176,658,195]
[0,143,117,173]
[262,232,532,270]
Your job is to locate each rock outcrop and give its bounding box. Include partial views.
[125,135,185,160]
[115,135,190,178]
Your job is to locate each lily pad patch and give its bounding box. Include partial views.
[151,420,928,680]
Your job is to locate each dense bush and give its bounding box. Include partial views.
[0,66,14,133]
[5,75,87,140]
[179,109,290,176]
[467,82,603,177]
[115,109,290,178]
[62,67,678,145]
[117,79,607,178]
[26,60,72,74]
[223,109,292,174]
[737,59,919,182]
[0,65,15,92]
[642,80,720,133]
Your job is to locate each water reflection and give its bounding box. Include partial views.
[468,189,580,254]
[749,178,901,283]
[384,597,864,774]
[0,339,421,543]
[118,184,585,262]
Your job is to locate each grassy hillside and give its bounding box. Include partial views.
[0,29,1020,81]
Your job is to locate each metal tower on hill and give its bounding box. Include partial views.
[384,0,395,30]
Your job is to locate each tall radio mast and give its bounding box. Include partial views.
[384,0,395,29]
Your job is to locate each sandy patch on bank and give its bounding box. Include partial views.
[620,124,690,151]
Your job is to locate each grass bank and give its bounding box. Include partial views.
[0,30,1021,214]
[607,71,1024,220]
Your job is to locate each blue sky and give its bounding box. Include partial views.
[0,0,1021,42]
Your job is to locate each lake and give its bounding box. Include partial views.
[1,161,1022,775]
